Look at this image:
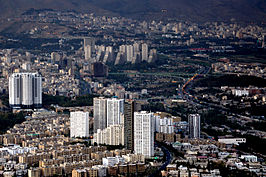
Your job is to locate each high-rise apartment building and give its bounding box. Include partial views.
[124,100,135,151]
[93,97,107,133]
[93,97,125,137]
[126,45,134,62]
[84,37,95,61]
[133,42,140,55]
[84,37,95,51]
[188,114,201,139]
[92,125,124,145]
[141,43,148,61]
[107,98,124,127]
[9,73,42,109]
[84,45,92,61]
[134,111,154,157]
[70,111,90,138]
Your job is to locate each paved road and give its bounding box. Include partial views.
[149,142,173,177]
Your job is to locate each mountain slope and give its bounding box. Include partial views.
[0,0,265,22]
[0,0,117,18]
[88,0,266,21]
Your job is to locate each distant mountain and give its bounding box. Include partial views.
[0,0,117,18]
[0,0,265,22]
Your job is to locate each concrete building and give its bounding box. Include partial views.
[107,98,124,127]
[102,156,125,167]
[9,73,42,109]
[188,114,201,139]
[154,114,175,134]
[84,45,92,61]
[126,45,133,62]
[84,37,95,62]
[141,43,148,61]
[134,111,154,157]
[70,111,89,138]
[92,125,124,145]
[218,138,246,145]
[93,97,107,133]
[124,100,135,151]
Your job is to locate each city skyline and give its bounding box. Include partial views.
[0,2,265,176]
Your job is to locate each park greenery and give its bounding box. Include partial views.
[0,112,25,134]
[42,94,95,107]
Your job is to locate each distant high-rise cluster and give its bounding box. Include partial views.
[92,98,156,157]
[83,38,157,65]
[9,73,42,109]
[115,43,157,65]
[188,114,201,139]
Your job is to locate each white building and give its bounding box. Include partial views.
[84,37,95,52]
[126,45,133,62]
[21,63,31,71]
[133,42,140,56]
[92,125,124,145]
[93,97,107,133]
[233,89,249,97]
[102,156,125,167]
[141,43,148,61]
[84,37,95,61]
[70,111,89,138]
[240,155,257,162]
[107,98,124,127]
[134,111,154,157]
[188,114,200,139]
[218,138,246,145]
[9,73,42,109]
[122,154,145,163]
[0,145,37,155]
[154,115,174,134]
[84,45,92,61]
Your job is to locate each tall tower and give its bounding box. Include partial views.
[84,37,95,61]
[124,100,135,151]
[21,73,33,107]
[93,97,107,133]
[188,114,201,139]
[106,98,124,127]
[84,45,92,61]
[33,73,42,108]
[126,45,133,62]
[133,43,140,56]
[134,111,154,157]
[141,43,148,61]
[70,111,90,138]
[9,73,42,109]
[9,74,21,107]
[84,37,95,51]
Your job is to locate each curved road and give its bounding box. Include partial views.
[149,142,173,177]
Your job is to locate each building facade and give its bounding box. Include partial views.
[188,114,201,139]
[106,98,124,127]
[93,97,107,133]
[124,100,135,151]
[92,125,124,146]
[70,111,90,138]
[134,111,154,157]
[9,73,42,109]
